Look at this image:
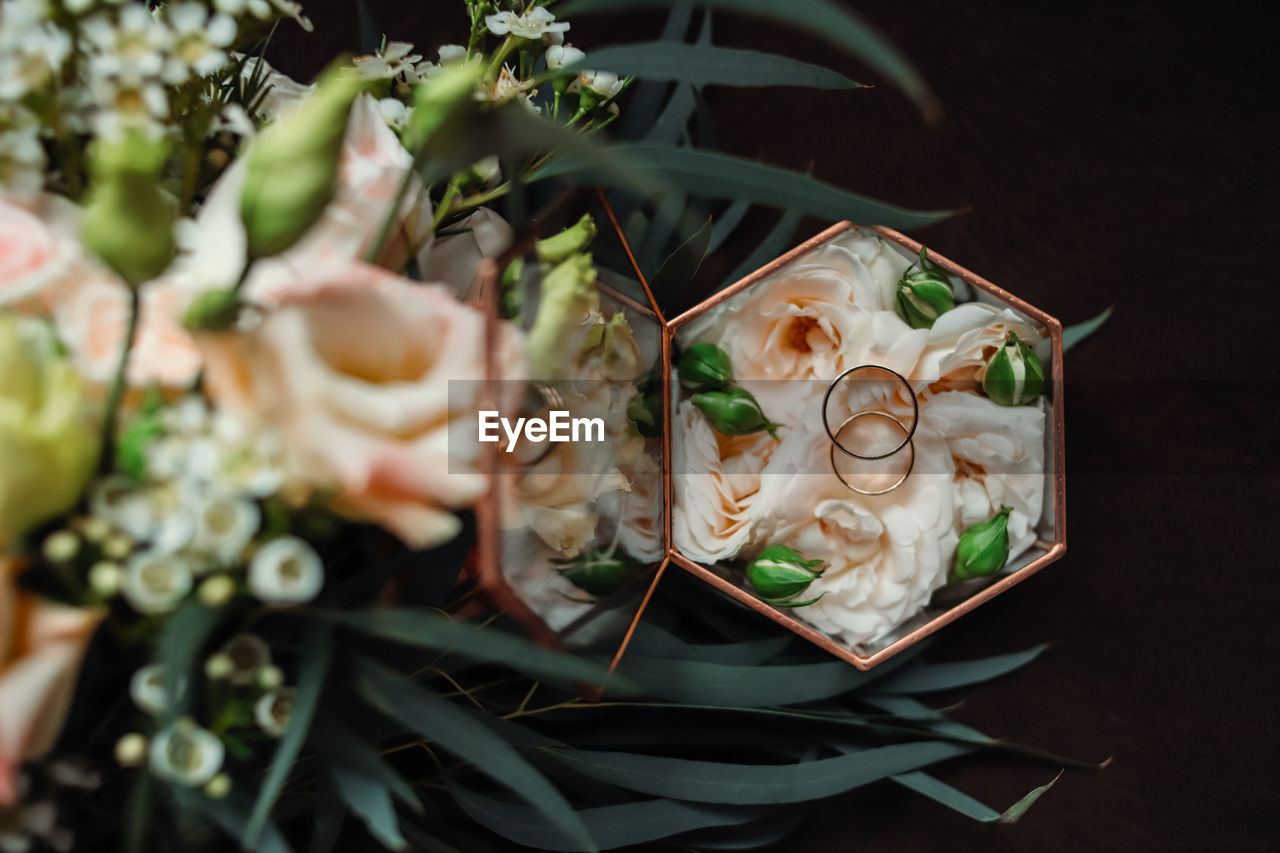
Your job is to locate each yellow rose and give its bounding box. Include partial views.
[0,315,98,548]
[0,558,103,804]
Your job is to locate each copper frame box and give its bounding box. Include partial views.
[474,206,1066,672]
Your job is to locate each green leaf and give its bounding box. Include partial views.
[313,716,422,809]
[535,144,951,230]
[309,771,345,853]
[158,600,221,721]
[650,216,712,297]
[330,766,407,850]
[561,0,934,113]
[354,658,596,852]
[626,622,790,666]
[998,772,1061,823]
[621,0,694,140]
[867,644,1048,695]
[543,741,970,804]
[448,781,759,852]
[574,43,862,89]
[891,771,1001,821]
[307,609,631,691]
[723,208,802,286]
[1063,306,1112,352]
[647,82,696,144]
[707,199,750,254]
[188,791,294,853]
[244,623,333,846]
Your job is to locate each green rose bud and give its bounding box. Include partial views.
[677,342,734,393]
[81,133,176,287]
[537,214,597,264]
[240,65,364,260]
[746,544,827,606]
[553,547,644,598]
[627,390,661,438]
[402,62,486,153]
[895,247,955,330]
[527,253,599,379]
[953,506,1013,580]
[182,288,242,332]
[691,387,780,439]
[982,331,1046,406]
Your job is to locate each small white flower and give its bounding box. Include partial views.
[353,40,421,81]
[376,97,410,129]
[246,0,313,32]
[129,663,184,716]
[437,44,467,64]
[545,44,585,70]
[192,494,261,562]
[249,536,324,605]
[149,719,224,787]
[89,70,169,139]
[485,7,569,41]
[0,124,47,198]
[579,70,624,100]
[477,65,538,113]
[121,551,195,614]
[114,733,148,768]
[254,687,295,737]
[80,4,169,79]
[0,21,71,99]
[412,43,477,81]
[164,3,237,82]
[217,633,271,686]
[214,0,249,16]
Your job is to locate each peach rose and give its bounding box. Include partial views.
[0,196,78,310]
[182,93,431,301]
[52,271,202,389]
[917,302,1047,389]
[0,559,102,805]
[197,262,525,548]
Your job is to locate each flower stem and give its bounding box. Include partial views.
[99,286,142,474]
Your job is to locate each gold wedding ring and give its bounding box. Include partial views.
[827,411,916,496]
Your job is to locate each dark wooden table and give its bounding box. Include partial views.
[274,2,1279,849]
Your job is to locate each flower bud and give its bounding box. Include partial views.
[953,506,1013,580]
[204,653,234,681]
[114,733,148,768]
[745,544,826,605]
[528,253,600,379]
[691,387,780,439]
[42,530,80,563]
[182,288,242,333]
[677,342,734,393]
[402,61,486,153]
[537,214,597,264]
[553,547,644,597]
[89,561,122,597]
[627,390,661,438]
[258,664,285,691]
[204,773,232,800]
[198,575,237,609]
[894,247,955,330]
[81,133,176,286]
[240,64,364,260]
[982,331,1045,406]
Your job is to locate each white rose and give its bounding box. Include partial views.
[418,207,514,299]
[917,302,1048,388]
[671,398,777,564]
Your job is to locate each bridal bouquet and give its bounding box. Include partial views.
[0,0,1104,850]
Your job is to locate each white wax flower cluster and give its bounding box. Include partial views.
[674,230,1049,647]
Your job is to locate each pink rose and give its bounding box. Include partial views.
[197,262,526,548]
[0,196,78,310]
[0,558,102,805]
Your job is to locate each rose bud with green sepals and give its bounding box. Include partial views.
[81,133,176,287]
[240,64,364,261]
[982,331,1046,406]
[527,253,600,379]
[953,506,1014,580]
[894,246,955,330]
[746,545,827,606]
[677,342,734,393]
[553,547,644,598]
[691,387,780,439]
[537,214,597,264]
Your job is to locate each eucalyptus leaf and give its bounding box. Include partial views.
[244,624,333,846]
[330,766,407,850]
[535,144,951,229]
[448,781,760,852]
[867,644,1048,695]
[626,622,790,666]
[707,200,750,254]
[542,741,970,804]
[1063,306,1113,352]
[313,715,422,809]
[648,83,696,146]
[188,791,294,853]
[307,609,631,691]
[673,813,801,850]
[650,216,712,297]
[354,658,597,852]
[723,208,803,286]
[561,0,934,112]
[574,43,862,89]
[309,771,345,853]
[621,0,693,140]
[891,771,1002,821]
[158,600,220,721]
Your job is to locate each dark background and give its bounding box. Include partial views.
[272,2,1279,850]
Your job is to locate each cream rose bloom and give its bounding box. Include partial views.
[182,94,431,302]
[748,405,957,646]
[917,302,1047,389]
[198,262,525,548]
[0,559,102,805]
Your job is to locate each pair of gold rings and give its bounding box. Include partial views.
[821,365,918,496]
